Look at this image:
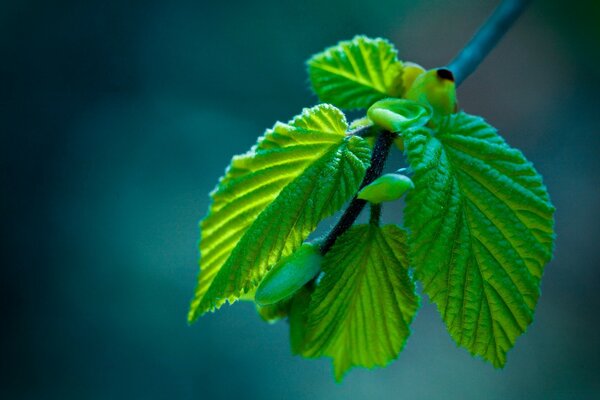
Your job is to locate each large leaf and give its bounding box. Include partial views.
[308,36,404,110]
[188,104,371,321]
[403,112,555,367]
[302,224,419,381]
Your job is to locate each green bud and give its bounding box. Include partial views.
[367,98,432,133]
[255,243,322,306]
[357,173,414,204]
[404,68,457,116]
[402,61,426,92]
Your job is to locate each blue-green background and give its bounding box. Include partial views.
[2,0,599,398]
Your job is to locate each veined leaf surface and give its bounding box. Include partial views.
[403,112,555,367]
[308,36,404,110]
[188,104,371,321]
[303,224,419,381]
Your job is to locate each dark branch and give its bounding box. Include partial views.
[320,131,394,254]
[447,0,531,86]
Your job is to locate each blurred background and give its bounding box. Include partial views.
[2,0,599,398]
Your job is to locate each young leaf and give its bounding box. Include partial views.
[403,112,555,367]
[308,36,404,110]
[302,224,419,381]
[367,98,432,133]
[404,68,457,116]
[188,104,371,321]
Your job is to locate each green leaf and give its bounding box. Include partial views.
[289,286,312,355]
[302,224,419,381]
[188,104,371,322]
[403,112,555,367]
[308,36,404,110]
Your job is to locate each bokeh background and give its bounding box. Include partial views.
[2,0,599,398]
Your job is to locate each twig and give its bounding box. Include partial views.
[447,0,531,86]
[319,131,394,254]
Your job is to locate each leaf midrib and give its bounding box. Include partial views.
[439,135,535,364]
[311,62,388,94]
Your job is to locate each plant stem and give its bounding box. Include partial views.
[350,124,378,138]
[369,203,382,226]
[319,131,394,255]
[447,0,531,86]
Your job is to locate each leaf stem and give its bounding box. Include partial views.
[369,203,382,226]
[447,0,531,86]
[320,131,394,254]
[349,124,378,138]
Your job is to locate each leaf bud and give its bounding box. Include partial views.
[357,172,414,204]
[255,243,322,306]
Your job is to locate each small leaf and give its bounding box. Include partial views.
[302,224,419,381]
[188,104,371,321]
[308,36,404,110]
[403,112,555,367]
[367,98,432,133]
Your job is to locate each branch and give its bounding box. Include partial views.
[447,0,531,86]
[319,131,394,254]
